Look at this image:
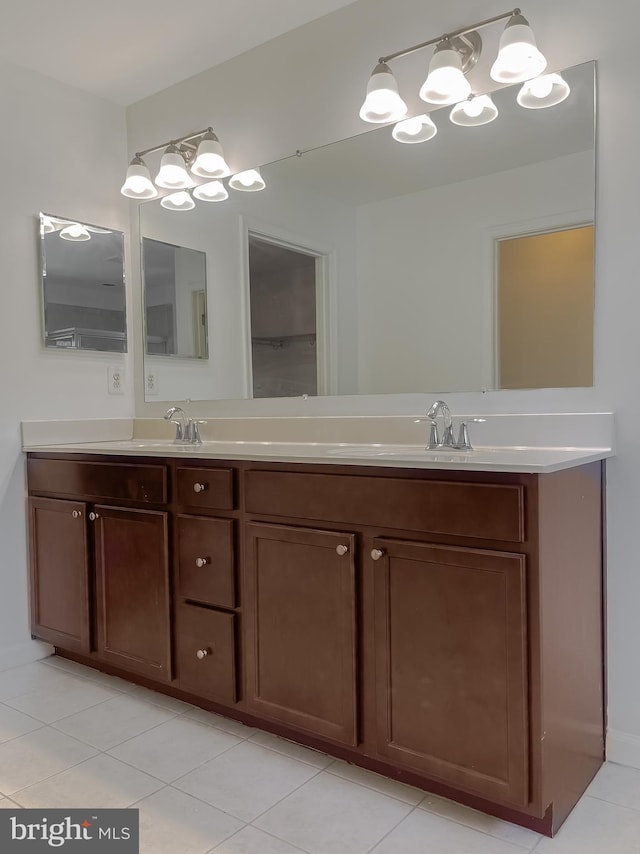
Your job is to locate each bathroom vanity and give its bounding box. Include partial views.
[23,428,608,837]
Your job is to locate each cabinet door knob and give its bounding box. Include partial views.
[371,548,385,561]
[193,482,207,493]
[89,512,100,521]
[336,544,349,556]
[196,648,211,660]
[72,510,82,519]
[195,557,210,568]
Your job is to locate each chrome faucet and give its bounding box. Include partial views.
[164,406,203,445]
[424,400,485,451]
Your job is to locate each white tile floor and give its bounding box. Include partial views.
[0,656,637,853]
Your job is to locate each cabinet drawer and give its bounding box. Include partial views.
[177,516,235,608]
[245,470,525,543]
[27,458,166,504]
[176,604,237,704]
[176,466,235,511]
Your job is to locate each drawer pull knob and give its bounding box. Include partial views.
[336,544,349,556]
[89,512,100,521]
[371,548,385,561]
[72,510,82,519]
[195,557,210,568]
[196,648,211,660]
[193,482,207,493]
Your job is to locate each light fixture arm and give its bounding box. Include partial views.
[134,126,216,161]
[378,7,520,64]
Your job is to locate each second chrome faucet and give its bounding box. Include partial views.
[425,400,485,451]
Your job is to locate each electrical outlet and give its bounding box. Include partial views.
[108,365,125,395]
[145,369,159,396]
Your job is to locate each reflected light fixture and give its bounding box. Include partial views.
[229,168,266,192]
[449,94,499,126]
[192,180,229,202]
[160,191,196,212]
[59,223,91,242]
[41,215,56,234]
[392,114,437,144]
[360,8,550,141]
[517,73,571,108]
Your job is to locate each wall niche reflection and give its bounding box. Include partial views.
[40,214,126,353]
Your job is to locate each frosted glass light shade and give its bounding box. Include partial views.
[392,114,437,144]
[191,131,231,178]
[517,73,571,109]
[155,145,192,189]
[420,41,472,105]
[449,94,499,126]
[121,156,158,199]
[60,223,91,241]
[41,215,55,234]
[160,191,195,211]
[229,168,266,192]
[490,14,547,83]
[193,180,229,202]
[359,62,408,123]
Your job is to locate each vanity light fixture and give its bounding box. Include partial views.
[449,94,499,126]
[360,8,550,139]
[228,168,266,192]
[59,223,92,242]
[121,126,266,209]
[516,72,571,109]
[392,114,438,143]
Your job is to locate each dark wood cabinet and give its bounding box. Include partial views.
[28,497,91,654]
[94,505,171,682]
[175,603,237,703]
[372,538,528,806]
[245,522,358,746]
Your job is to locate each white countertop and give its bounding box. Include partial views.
[22,438,612,473]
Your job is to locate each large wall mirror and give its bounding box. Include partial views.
[140,60,595,402]
[40,214,126,352]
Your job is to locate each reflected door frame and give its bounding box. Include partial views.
[240,216,336,397]
[481,207,594,390]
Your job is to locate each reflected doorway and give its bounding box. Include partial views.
[248,234,326,398]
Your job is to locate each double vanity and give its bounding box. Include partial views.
[22,411,613,836]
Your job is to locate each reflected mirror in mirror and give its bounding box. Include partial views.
[40,214,126,352]
[139,61,595,402]
[142,238,208,358]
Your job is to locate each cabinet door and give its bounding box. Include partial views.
[246,522,357,745]
[94,505,171,682]
[29,497,90,653]
[373,538,528,806]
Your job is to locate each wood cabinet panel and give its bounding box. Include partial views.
[176,604,237,704]
[373,538,528,805]
[29,497,90,653]
[176,466,234,511]
[245,522,358,745]
[94,505,171,681]
[27,458,166,504]
[177,516,235,608]
[245,470,524,542]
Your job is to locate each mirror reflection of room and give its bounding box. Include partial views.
[40,214,126,353]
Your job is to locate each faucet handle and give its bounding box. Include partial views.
[456,418,486,451]
[414,417,439,449]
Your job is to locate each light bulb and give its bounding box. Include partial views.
[392,114,437,144]
[160,191,195,211]
[229,168,266,192]
[517,73,571,109]
[155,145,192,189]
[193,180,229,202]
[121,156,158,199]
[191,131,231,178]
[490,13,547,83]
[420,41,472,105]
[359,62,408,123]
[449,94,499,127]
[59,223,91,241]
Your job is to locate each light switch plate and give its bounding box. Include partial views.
[108,365,125,395]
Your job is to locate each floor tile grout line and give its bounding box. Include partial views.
[244,734,333,771]
[222,823,313,854]
[583,790,640,813]
[246,764,326,824]
[416,802,541,850]
[365,803,421,854]
[6,692,129,728]
[322,761,428,808]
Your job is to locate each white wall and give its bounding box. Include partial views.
[125,0,640,763]
[0,59,132,669]
[356,150,593,393]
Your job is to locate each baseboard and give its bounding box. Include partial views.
[607,729,640,769]
[0,640,54,672]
